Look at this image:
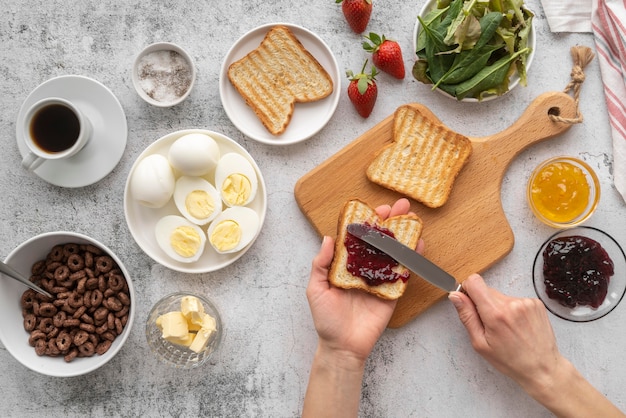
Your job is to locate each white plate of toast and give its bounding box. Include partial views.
[220,23,341,145]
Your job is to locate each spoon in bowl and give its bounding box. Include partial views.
[0,260,53,298]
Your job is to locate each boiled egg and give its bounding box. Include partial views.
[130,154,175,208]
[214,153,258,207]
[155,215,206,263]
[168,133,220,176]
[207,207,260,254]
[173,176,222,225]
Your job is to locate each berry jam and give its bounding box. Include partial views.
[542,235,614,309]
[345,223,409,286]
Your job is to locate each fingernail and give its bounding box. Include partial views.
[448,293,463,309]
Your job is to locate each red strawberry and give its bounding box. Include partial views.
[346,60,378,118]
[363,33,405,79]
[336,0,372,34]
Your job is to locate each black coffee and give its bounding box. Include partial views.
[30,104,80,153]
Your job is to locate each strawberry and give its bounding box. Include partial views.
[336,0,372,34]
[363,33,405,79]
[346,60,378,118]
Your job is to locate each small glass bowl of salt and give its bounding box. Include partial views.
[132,42,196,107]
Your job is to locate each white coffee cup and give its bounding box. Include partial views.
[21,98,92,171]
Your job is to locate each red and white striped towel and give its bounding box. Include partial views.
[592,0,626,202]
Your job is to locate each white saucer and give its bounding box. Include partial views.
[16,75,127,187]
[219,23,341,146]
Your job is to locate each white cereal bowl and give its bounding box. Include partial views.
[132,42,196,107]
[0,232,135,377]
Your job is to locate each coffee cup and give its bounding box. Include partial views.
[21,98,92,171]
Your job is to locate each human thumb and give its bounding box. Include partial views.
[448,292,485,340]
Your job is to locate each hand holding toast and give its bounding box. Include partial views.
[303,198,424,418]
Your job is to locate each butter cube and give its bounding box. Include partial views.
[181,296,205,325]
[157,311,188,339]
[189,327,213,353]
[188,312,217,331]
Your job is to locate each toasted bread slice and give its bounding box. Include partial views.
[328,199,423,300]
[366,105,472,208]
[227,25,334,135]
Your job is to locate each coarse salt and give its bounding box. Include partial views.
[137,50,192,104]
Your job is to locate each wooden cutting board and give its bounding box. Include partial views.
[294,91,579,328]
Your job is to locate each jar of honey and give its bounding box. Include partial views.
[527,156,600,228]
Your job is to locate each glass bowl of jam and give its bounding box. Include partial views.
[527,156,600,228]
[145,292,222,368]
[532,226,626,322]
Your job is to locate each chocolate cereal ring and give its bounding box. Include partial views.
[53,311,67,328]
[85,277,99,290]
[84,244,103,255]
[63,243,80,259]
[78,342,95,357]
[28,330,46,346]
[95,340,112,355]
[108,274,125,292]
[54,265,70,281]
[56,331,72,351]
[73,330,89,346]
[64,347,79,362]
[89,289,103,308]
[21,290,37,309]
[67,292,84,309]
[69,270,86,281]
[48,246,64,262]
[94,306,109,322]
[38,303,57,317]
[23,314,37,332]
[95,256,114,274]
[31,260,46,275]
[34,339,47,356]
[46,261,62,273]
[38,318,55,334]
[67,254,85,272]
[85,251,94,268]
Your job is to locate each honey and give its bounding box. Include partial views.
[530,160,591,223]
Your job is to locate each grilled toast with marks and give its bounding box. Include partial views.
[366,105,472,208]
[328,199,423,300]
[227,25,334,136]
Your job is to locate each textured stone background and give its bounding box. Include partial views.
[1,1,624,417]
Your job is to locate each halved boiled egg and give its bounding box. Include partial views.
[214,153,258,207]
[207,207,260,254]
[130,154,175,208]
[173,176,222,225]
[168,133,221,176]
[155,215,206,263]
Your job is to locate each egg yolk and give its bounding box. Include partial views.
[530,161,590,223]
[185,189,216,220]
[170,226,203,258]
[209,220,241,252]
[221,174,251,206]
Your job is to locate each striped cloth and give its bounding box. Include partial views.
[592,0,626,202]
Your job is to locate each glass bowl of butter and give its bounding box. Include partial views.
[145,292,222,368]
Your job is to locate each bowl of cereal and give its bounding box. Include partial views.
[0,231,135,377]
[145,292,222,369]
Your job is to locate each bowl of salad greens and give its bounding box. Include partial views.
[413,0,535,101]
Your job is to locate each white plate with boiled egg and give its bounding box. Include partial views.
[123,129,266,273]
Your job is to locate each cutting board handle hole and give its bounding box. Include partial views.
[548,107,561,117]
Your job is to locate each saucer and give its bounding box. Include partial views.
[16,75,127,187]
[219,23,341,145]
